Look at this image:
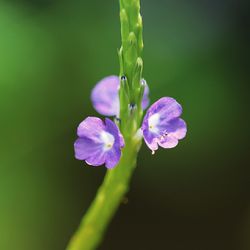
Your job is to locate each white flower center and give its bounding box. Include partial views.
[148,113,160,133]
[100,131,115,151]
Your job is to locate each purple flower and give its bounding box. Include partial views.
[74,117,125,168]
[91,75,150,116]
[141,97,187,152]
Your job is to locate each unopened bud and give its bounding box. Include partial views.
[121,75,127,81]
[140,78,146,87]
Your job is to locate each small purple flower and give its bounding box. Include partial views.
[141,97,187,153]
[74,117,125,168]
[91,75,150,117]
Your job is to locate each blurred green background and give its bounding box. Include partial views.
[0,0,249,249]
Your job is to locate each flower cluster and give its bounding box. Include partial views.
[74,76,187,168]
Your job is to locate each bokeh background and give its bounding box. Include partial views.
[0,0,249,249]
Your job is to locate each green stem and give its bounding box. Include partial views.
[119,0,144,134]
[66,0,143,249]
[66,138,140,250]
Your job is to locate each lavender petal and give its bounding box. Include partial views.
[105,146,122,169]
[142,83,150,109]
[77,117,105,139]
[91,76,120,116]
[74,138,102,160]
[105,118,125,148]
[158,135,179,148]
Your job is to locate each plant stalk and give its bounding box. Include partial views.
[66,139,140,250]
[66,0,143,249]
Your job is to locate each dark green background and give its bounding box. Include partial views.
[0,0,249,249]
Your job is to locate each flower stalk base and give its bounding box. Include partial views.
[66,138,140,250]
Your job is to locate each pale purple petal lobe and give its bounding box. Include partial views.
[142,82,150,110]
[85,151,106,167]
[105,118,125,148]
[74,138,102,160]
[105,147,121,169]
[158,135,178,148]
[91,76,120,116]
[77,117,104,138]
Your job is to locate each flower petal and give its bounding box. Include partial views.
[105,146,121,169]
[105,118,125,148]
[104,118,124,168]
[77,117,104,140]
[91,76,120,116]
[164,118,187,139]
[75,117,107,166]
[142,83,150,109]
[144,137,159,151]
[74,137,102,160]
[145,97,182,124]
[85,151,106,167]
[158,135,179,148]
